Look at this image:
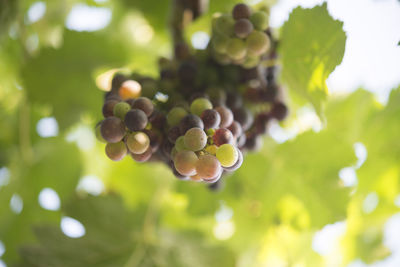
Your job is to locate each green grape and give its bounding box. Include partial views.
[167,107,188,126]
[214,14,235,36]
[95,123,106,143]
[226,38,247,60]
[250,11,269,31]
[184,127,207,151]
[174,150,198,176]
[175,136,187,151]
[196,154,222,180]
[113,102,131,120]
[246,31,270,56]
[126,132,150,154]
[216,143,238,167]
[212,34,230,54]
[190,98,212,116]
[105,141,127,161]
[242,55,260,69]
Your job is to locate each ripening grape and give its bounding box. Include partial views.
[95,122,106,143]
[213,128,234,146]
[244,134,262,151]
[226,92,242,109]
[214,14,235,36]
[131,147,152,162]
[212,34,230,54]
[132,97,154,117]
[179,114,204,134]
[226,38,247,60]
[254,112,270,135]
[167,107,188,126]
[125,98,135,107]
[196,154,222,180]
[233,107,253,131]
[190,98,212,116]
[125,109,148,131]
[184,127,207,151]
[215,106,234,128]
[126,132,150,154]
[234,19,253,38]
[224,148,243,171]
[237,134,246,148]
[201,109,221,129]
[174,150,198,176]
[250,11,269,31]
[216,143,239,167]
[175,136,187,151]
[206,88,226,107]
[232,3,252,20]
[102,100,119,118]
[270,102,288,121]
[100,116,126,143]
[119,80,141,100]
[149,110,166,129]
[105,141,127,161]
[143,129,161,152]
[228,121,243,138]
[246,31,270,56]
[167,126,181,143]
[113,101,131,120]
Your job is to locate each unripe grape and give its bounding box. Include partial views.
[246,31,270,56]
[226,38,247,60]
[184,127,207,151]
[214,14,235,36]
[175,136,187,151]
[190,98,213,116]
[126,132,150,154]
[167,107,188,126]
[212,34,230,54]
[105,141,127,161]
[216,144,238,167]
[113,102,131,120]
[250,11,269,31]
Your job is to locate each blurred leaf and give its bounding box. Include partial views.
[280,3,346,116]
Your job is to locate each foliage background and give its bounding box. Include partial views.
[0,0,399,266]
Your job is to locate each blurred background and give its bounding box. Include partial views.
[0,0,399,266]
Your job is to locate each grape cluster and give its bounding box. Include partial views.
[95,3,288,188]
[211,3,270,68]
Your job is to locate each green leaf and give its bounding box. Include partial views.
[280,3,346,116]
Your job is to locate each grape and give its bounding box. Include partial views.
[170,161,190,180]
[270,102,288,121]
[205,144,217,155]
[213,128,234,146]
[215,106,234,128]
[125,98,136,107]
[203,169,223,183]
[119,80,141,100]
[207,88,226,107]
[201,109,221,129]
[216,144,239,167]
[142,129,161,152]
[232,3,252,20]
[242,56,259,69]
[113,101,131,120]
[228,121,243,138]
[226,38,247,60]
[212,34,230,54]
[254,112,270,134]
[224,148,243,171]
[214,14,235,36]
[244,134,262,151]
[167,107,188,126]
[234,19,254,38]
[179,114,204,134]
[246,31,270,56]
[161,140,174,160]
[149,110,166,129]
[184,127,207,151]
[233,107,253,131]
[237,134,246,148]
[105,92,121,102]
[140,78,158,99]
[126,132,150,154]
[111,73,127,91]
[175,136,187,151]
[132,97,154,117]
[105,141,127,161]
[196,154,222,180]
[190,173,203,182]
[174,150,198,176]
[226,92,242,109]
[95,122,106,143]
[125,109,148,131]
[167,126,181,143]
[190,98,213,116]
[102,100,119,118]
[250,11,269,31]
[100,117,126,143]
[178,61,197,85]
[131,147,152,162]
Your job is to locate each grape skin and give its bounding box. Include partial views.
[201,109,221,129]
[113,102,131,120]
[100,116,126,143]
[167,107,188,126]
[196,154,222,180]
[224,148,243,171]
[168,126,182,143]
[213,128,234,146]
[232,3,252,20]
[126,132,150,154]
[179,114,204,134]
[215,106,234,128]
[131,147,152,162]
[125,109,148,131]
[216,143,239,167]
[190,98,213,116]
[102,100,119,118]
[132,97,154,117]
[174,150,198,176]
[184,127,207,151]
[234,19,254,38]
[105,141,127,161]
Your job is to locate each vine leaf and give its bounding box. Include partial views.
[280,3,346,116]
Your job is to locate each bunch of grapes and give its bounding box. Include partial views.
[94,2,288,189]
[211,3,270,68]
